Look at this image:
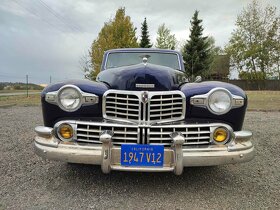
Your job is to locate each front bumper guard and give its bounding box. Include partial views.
[34,126,255,175]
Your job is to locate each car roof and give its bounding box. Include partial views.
[105,48,181,54]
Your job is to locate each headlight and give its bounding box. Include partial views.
[208,89,232,115]
[57,85,82,112]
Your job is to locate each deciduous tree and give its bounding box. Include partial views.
[225,0,280,80]
[155,24,177,50]
[89,8,138,79]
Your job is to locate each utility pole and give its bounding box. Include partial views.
[26,75,29,97]
[49,76,52,84]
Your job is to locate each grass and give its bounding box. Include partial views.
[0,90,279,111]
[246,91,280,111]
[0,89,41,94]
[0,94,41,107]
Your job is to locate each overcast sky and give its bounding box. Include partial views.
[0,0,279,84]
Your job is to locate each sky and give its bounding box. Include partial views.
[0,0,279,84]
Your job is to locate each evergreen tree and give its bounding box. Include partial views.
[139,18,152,48]
[182,10,211,78]
[89,8,138,80]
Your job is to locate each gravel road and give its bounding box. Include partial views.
[0,106,279,210]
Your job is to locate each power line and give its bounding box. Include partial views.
[37,0,82,33]
[12,0,69,34]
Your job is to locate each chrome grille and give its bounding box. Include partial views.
[149,93,185,121]
[148,125,211,146]
[104,92,141,121]
[76,122,139,145]
[103,90,185,123]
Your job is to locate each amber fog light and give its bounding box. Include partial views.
[213,127,229,144]
[58,124,73,141]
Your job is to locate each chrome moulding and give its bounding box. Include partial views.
[102,90,186,124]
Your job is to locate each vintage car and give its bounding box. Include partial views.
[34,48,254,175]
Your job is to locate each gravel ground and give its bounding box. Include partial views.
[0,106,279,210]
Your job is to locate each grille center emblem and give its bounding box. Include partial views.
[141,92,149,103]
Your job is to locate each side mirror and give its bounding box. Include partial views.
[194,76,202,83]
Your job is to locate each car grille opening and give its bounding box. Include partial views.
[149,94,184,121]
[76,122,139,145]
[103,90,185,123]
[148,126,211,146]
[75,121,211,146]
[105,92,141,121]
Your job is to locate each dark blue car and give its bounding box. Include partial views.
[34,48,254,175]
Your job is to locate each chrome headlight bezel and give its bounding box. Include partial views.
[190,87,245,115]
[45,85,99,112]
[207,88,233,115]
[57,85,83,112]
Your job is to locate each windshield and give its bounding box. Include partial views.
[105,52,180,70]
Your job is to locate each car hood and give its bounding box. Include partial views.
[96,63,186,91]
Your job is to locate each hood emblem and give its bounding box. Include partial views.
[136,83,155,88]
[141,92,149,103]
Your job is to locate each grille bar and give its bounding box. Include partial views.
[150,107,182,112]
[150,97,183,102]
[150,102,182,107]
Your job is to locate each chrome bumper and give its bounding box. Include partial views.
[34,126,255,175]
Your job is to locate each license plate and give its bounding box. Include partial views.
[121,144,164,167]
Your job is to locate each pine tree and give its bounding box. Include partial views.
[139,18,152,48]
[182,10,211,78]
[89,8,138,79]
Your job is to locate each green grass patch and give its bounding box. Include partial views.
[246,91,280,111]
[0,94,41,107]
[0,89,41,94]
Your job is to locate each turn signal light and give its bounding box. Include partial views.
[58,124,73,140]
[213,127,228,143]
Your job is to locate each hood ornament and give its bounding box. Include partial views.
[140,55,150,65]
